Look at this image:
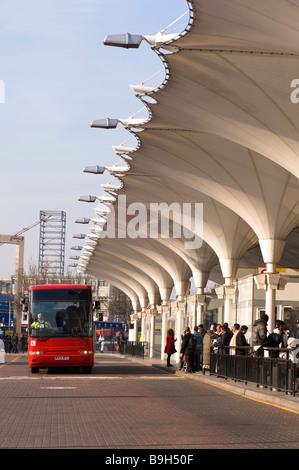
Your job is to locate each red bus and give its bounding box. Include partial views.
[28,284,94,374]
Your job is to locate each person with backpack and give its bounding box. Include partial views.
[267,320,288,358]
[180,327,197,373]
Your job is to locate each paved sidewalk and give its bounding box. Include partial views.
[118,353,299,414]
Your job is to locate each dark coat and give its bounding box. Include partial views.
[214,331,231,354]
[252,319,268,346]
[236,331,249,355]
[180,332,193,355]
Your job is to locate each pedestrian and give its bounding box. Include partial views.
[210,323,217,335]
[164,328,177,367]
[229,323,240,355]
[213,324,231,354]
[98,333,104,352]
[193,326,203,371]
[202,330,211,373]
[296,320,299,339]
[252,313,269,356]
[19,335,27,354]
[5,335,11,353]
[211,324,221,341]
[31,313,51,329]
[236,325,249,355]
[180,327,196,373]
[223,322,233,340]
[198,324,206,337]
[268,320,288,358]
[117,331,124,353]
[11,333,18,353]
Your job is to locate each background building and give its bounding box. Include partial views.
[38,210,66,276]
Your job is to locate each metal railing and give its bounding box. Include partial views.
[209,346,298,397]
[118,341,148,359]
[97,340,148,358]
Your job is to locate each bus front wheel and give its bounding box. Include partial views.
[83,366,92,374]
[31,367,39,374]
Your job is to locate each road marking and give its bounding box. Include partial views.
[39,387,77,389]
[207,382,299,415]
[11,356,20,362]
[0,355,21,368]
[0,375,180,380]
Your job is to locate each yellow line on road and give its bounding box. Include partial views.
[207,381,299,415]
[0,355,21,368]
[11,356,20,362]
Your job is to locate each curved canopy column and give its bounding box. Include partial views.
[257,239,287,332]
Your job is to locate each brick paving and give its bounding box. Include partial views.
[1,353,299,450]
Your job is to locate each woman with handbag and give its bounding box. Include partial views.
[164,328,177,367]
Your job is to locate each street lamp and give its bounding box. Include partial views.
[83,166,105,174]
[75,218,91,224]
[78,194,116,203]
[90,106,149,130]
[103,32,179,52]
[102,10,190,51]
[83,163,130,176]
[90,118,118,128]
[78,195,97,203]
[103,33,143,48]
[90,117,145,129]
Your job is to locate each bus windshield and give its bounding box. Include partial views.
[29,288,93,338]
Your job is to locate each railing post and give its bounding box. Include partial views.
[293,363,297,397]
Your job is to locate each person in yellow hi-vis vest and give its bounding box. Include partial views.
[31,313,51,329]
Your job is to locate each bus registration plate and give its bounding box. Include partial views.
[54,356,69,360]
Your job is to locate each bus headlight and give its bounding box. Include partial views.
[29,351,43,355]
[79,350,93,355]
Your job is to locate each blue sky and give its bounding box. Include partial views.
[0,0,188,278]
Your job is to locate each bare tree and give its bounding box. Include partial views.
[24,257,51,288]
[109,286,133,328]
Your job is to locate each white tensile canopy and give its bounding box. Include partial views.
[77,0,299,332]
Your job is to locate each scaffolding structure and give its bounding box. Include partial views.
[38,211,66,276]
